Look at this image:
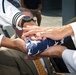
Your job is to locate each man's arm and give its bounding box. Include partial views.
[0,0,25,30]
[39,25,74,40]
[0,0,36,40]
[1,35,26,52]
[21,25,74,40]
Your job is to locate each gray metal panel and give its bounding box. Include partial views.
[62,0,76,24]
[41,0,62,10]
[0,28,4,34]
[4,26,15,37]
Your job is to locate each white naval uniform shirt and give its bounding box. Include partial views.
[0,0,25,45]
[62,22,76,73]
[0,0,25,29]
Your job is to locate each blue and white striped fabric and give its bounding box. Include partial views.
[26,36,71,56]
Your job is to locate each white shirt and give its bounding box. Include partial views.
[70,22,76,47]
[0,0,25,43]
[0,0,25,28]
[62,22,76,73]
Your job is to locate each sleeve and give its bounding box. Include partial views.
[0,0,25,30]
[62,49,76,73]
[69,22,76,47]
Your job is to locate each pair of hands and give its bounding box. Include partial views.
[21,25,68,60]
[25,45,67,60]
[13,21,37,53]
[21,25,67,40]
[15,38,66,60]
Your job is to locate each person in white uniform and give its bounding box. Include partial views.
[0,0,35,50]
[0,4,54,75]
[23,22,76,73]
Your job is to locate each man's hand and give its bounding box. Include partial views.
[21,26,49,40]
[21,25,40,40]
[1,37,27,53]
[13,38,27,53]
[21,25,74,40]
[25,45,67,60]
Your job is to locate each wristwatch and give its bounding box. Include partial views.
[21,16,34,27]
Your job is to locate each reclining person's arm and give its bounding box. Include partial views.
[0,34,26,52]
